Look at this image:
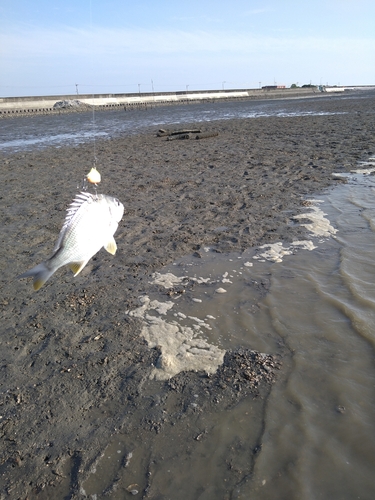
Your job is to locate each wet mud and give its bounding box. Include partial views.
[1,93,375,498]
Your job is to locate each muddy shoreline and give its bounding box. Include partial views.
[1,93,375,498]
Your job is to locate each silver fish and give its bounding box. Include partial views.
[18,192,124,290]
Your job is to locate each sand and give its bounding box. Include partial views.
[1,92,375,497]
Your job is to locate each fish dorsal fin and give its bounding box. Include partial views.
[53,192,94,252]
[104,236,117,255]
[69,260,88,277]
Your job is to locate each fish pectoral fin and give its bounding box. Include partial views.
[104,237,117,255]
[69,261,88,277]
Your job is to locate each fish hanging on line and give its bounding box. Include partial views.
[18,192,124,291]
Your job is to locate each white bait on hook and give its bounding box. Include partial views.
[87,167,101,184]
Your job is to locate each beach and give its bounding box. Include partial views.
[1,92,375,498]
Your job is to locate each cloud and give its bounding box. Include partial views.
[2,24,373,60]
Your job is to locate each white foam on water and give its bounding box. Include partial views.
[293,201,338,237]
[253,240,317,263]
[351,161,375,174]
[151,272,188,288]
[175,312,187,319]
[125,296,173,318]
[193,277,212,284]
[188,316,212,330]
[127,294,225,380]
[333,163,375,179]
[254,242,294,263]
[291,240,317,251]
[188,316,207,325]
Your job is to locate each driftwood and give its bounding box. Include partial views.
[195,132,219,140]
[170,129,201,136]
[166,133,191,141]
[157,129,169,137]
[157,128,218,140]
[157,128,201,137]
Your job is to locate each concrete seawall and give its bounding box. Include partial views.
[0,88,322,117]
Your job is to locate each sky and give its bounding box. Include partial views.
[1,0,374,97]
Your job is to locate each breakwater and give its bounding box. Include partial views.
[0,87,322,117]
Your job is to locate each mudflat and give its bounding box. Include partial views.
[1,93,375,498]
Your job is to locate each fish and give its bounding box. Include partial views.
[18,192,124,290]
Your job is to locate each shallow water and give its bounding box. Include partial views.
[81,161,375,499]
[0,93,353,154]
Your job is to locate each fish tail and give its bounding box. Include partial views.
[18,263,55,291]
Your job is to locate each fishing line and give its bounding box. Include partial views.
[90,0,101,199]
[89,0,98,172]
[79,0,100,195]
